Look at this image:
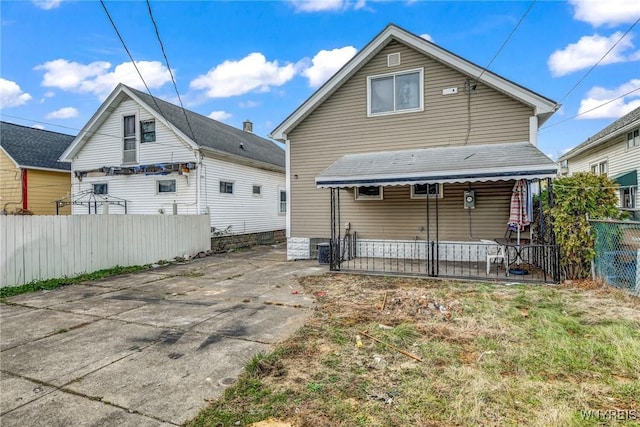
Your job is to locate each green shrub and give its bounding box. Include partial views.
[549,173,623,279]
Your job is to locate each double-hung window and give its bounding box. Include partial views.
[141,120,156,143]
[123,115,137,164]
[590,160,608,176]
[627,128,639,149]
[279,190,287,214]
[367,68,423,116]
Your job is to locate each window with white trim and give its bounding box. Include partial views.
[410,183,443,199]
[621,187,636,209]
[252,185,262,195]
[279,190,287,214]
[590,160,608,176]
[157,179,176,194]
[355,186,383,200]
[141,120,156,143]
[220,181,234,194]
[93,183,108,195]
[367,68,423,116]
[627,128,639,149]
[123,115,137,164]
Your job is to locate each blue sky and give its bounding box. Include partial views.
[1,0,639,159]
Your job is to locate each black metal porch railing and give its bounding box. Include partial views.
[331,236,560,284]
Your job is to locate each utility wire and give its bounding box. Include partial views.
[99,0,168,123]
[476,0,536,82]
[145,0,198,143]
[558,16,640,104]
[540,86,640,131]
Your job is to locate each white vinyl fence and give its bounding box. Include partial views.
[0,215,211,287]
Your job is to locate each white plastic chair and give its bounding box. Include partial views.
[481,239,506,275]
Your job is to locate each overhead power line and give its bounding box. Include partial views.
[540,86,640,131]
[145,0,198,143]
[558,16,640,104]
[99,0,168,121]
[476,0,536,82]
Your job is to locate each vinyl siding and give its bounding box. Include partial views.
[71,96,285,232]
[288,39,535,239]
[27,169,71,215]
[0,150,21,212]
[565,132,640,210]
[71,173,197,215]
[71,158,286,233]
[73,98,195,171]
[202,156,285,234]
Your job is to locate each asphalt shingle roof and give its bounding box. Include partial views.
[560,106,640,160]
[0,121,74,171]
[126,86,285,169]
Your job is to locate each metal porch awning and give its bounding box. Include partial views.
[614,170,638,187]
[316,141,558,188]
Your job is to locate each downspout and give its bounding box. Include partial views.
[196,150,202,214]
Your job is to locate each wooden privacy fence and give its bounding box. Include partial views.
[0,215,211,287]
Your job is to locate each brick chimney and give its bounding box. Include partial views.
[242,120,253,133]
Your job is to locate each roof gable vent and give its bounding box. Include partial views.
[387,52,401,67]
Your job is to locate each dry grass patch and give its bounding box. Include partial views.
[188,275,640,427]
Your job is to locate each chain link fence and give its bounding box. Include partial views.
[590,219,640,296]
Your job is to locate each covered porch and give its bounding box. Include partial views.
[317,142,561,283]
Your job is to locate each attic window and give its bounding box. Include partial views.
[367,68,424,116]
[387,53,401,67]
[141,120,156,143]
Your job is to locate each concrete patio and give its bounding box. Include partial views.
[0,244,326,426]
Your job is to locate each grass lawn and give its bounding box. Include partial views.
[187,275,640,427]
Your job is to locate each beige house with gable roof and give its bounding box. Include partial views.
[272,24,561,281]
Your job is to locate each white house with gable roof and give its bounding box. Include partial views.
[60,83,286,235]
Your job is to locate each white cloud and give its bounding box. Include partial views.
[420,33,433,42]
[190,53,297,98]
[548,32,639,76]
[32,0,63,10]
[354,0,366,9]
[577,79,640,119]
[302,46,357,88]
[208,111,232,122]
[570,0,640,27]
[239,100,259,108]
[289,0,346,12]
[32,124,45,130]
[40,91,55,104]
[0,78,32,107]
[46,107,78,119]
[35,59,172,99]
